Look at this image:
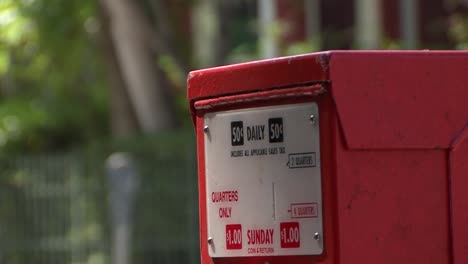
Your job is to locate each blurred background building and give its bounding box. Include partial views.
[0,0,466,263]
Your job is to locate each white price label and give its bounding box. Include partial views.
[204,103,323,257]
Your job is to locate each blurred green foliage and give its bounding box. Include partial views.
[449,13,468,49]
[0,0,108,154]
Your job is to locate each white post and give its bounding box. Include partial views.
[258,0,279,58]
[355,0,383,49]
[400,0,419,49]
[192,0,221,67]
[305,0,321,48]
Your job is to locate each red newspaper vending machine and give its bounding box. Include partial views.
[187,51,468,264]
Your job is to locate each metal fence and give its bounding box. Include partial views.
[0,134,199,264]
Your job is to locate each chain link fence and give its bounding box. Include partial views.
[0,133,199,264]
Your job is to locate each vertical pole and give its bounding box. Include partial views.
[106,153,139,264]
[400,0,419,49]
[192,0,221,67]
[355,0,383,49]
[305,0,321,48]
[69,154,81,263]
[113,225,130,264]
[258,0,279,58]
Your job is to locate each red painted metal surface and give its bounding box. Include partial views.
[194,85,326,112]
[450,125,468,264]
[188,51,468,264]
[187,52,329,123]
[187,53,329,100]
[334,127,451,263]
[329,51,468,149]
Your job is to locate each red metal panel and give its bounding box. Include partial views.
[329,51,468,149]
[450,125,468,264]
[195,87,338,264]
[187,53,330,124]
[188,53,329,101]
[194,85,326,112]
[196,114,211,264]
[334,123,451,263]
